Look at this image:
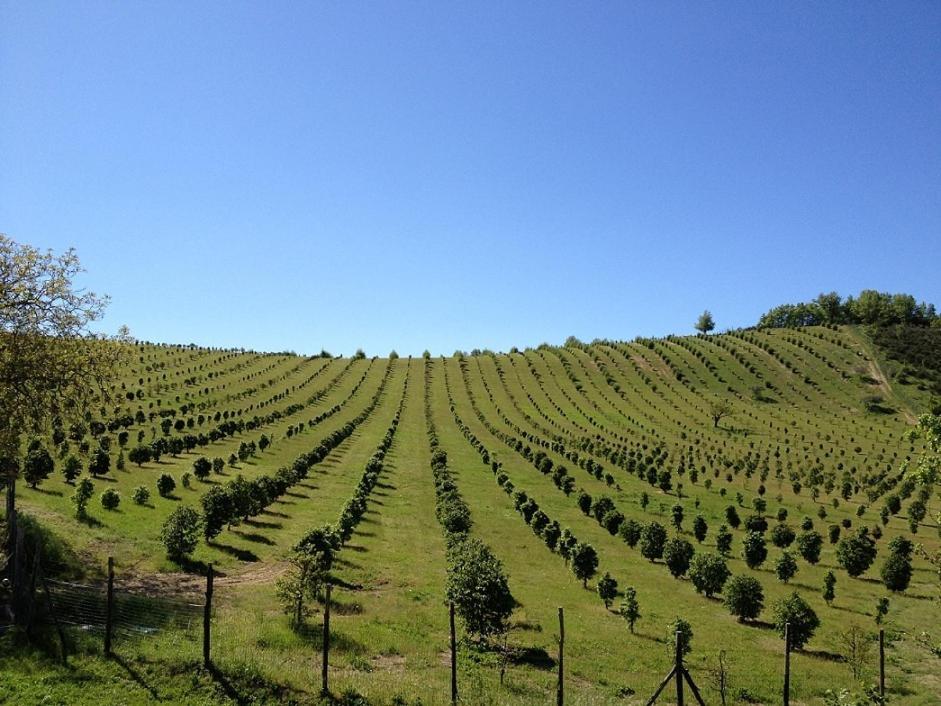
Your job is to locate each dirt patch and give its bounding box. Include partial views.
[867,358,917,423]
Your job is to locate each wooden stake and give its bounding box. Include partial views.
[783,622,791,706]
[675,630,684,706]
[450,601,457,705]
[104,557,114,657]
[879,629,885,701]
[557,607,564,706]
[321,582,331,695]
[203,564,213,669]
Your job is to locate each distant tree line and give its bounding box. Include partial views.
[757,290,938,329]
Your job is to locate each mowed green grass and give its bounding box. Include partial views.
[4,327,941,705]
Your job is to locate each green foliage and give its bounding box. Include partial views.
[570,542,599,587]
[100,488,120,510]
[446,537,514,640]
[823,570,837,605]
[663,536,694,578]
[132,485,150,505]
[640,522,667,561]
[666,617,693,657]
[156,472,176,498]
[772,592,819,650]
[597,572,618,608]
[724,575,764,622]
[836,529,878,578]
[689,552,730,597]
[23,445,54,488]
[620,587,640,633]
[71,477,94,518]
[741,531,768,569]
[774,551,798,583]
[159,506,202,561]
[796,530,823,565]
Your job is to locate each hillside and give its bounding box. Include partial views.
[2,325,940,705]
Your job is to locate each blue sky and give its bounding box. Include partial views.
[2,2,939,356]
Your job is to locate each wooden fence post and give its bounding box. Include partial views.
[557,607,564,706]
[104,557,114,657]
[450,601,457,705]
[675,630,684,706]
[879,629,885,702]
[321,582,331,695]
[783,622,790,706]
[203,564,213,669]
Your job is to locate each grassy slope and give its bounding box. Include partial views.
[4,327,941,705]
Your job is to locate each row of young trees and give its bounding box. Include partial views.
[277,364,408,628]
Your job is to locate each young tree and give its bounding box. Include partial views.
[666,616,694,657]
[23,445,54,488]
[192,456,212,481]
[724,575,764,622]
[446,537,514,642]
[695,310,716,334]
[62,454,82,484]
[159,506,202,561]
[201,485,233,540]
[156,472,176,498]
[87,449,110,477]
[132,485,150,506]
[875,597,890,625]
[836,528,878,578]
[725,505,741,529]
[772,593,819,650]
[671,503,684,531]
[689,552,730,597]
[741,531,768,569]
[275,548,328,629]
[881,537,914,593]
[771,523,796,548]
[618,518,642,548]
[71,477,94,518]
[571,542,599,587]
[100,488,120,511]
[620,587,640,633]
[823,570,837,606]
[796,530,823,565]
[212,457,225,474]
[775,551,798,584]
[716,525,733,556]
[640,522,667,561]
[839,623,874,681]
[664,537,695,578]
[692,515,708,543]
[597,572,618,609]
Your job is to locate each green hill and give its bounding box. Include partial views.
[3,324,940,705]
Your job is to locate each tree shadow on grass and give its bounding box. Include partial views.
[206,542,258,563]
[284,491,308,499]
[32,487,64,497]
[244,518,282,529]
[294,622,365,654]
[262,509,289,518]
[508,646,554,670]
[77,514,104,528]
[112,654,160,700]
[801,647,845,662]
[232,530,274,546]
[343,543,368,553]
[176,556,215,576]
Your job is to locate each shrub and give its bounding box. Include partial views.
[618,518,642,548]
[724,575,764,622]
[640,522,667,561]
[725,505,741,529]
[157,473,176,498]
[775,551,798,583]
[160,506,202,561]
[823,570,836,605]
[796,530,823,565]
[689,552,730,597]
[716,525,733,556]
[666,617,693,657]
[692,515,708,543]
[193,456,212,481]
[741,531,768,569]
[772,592,819,650]
[597,572,618,608]
[132,485,150,505]
[62,455,82,484]
[771,523,796,548]
[23,446,54,488]
[663,537,694,578]
[100,488,120,511]
[571,543,599,587]
[620,587,640,632]
[446,537,514,640]
[71,477,94,518]
[836,529,878,578]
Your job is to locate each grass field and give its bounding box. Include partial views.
[2,325,940,705]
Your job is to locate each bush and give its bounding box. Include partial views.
[132,485,150,505]
[772,592,819,650]
[771,523,796,548]
[71,477,94,518]
[100,488,120,511]
[741,531,768,569]
[663,537,694,578]
[193,456,212,481]
[620,587,640,633]
[689,552,730,597]
[640,522,667,561]
[446,537,514,640]
[775,551,798,583]
[157,473,176,498]
[160,506,202,561]
[23,446,54,488]
[836,529,878,577]
[571,543,599,587]
[597,572,618,608]
[725,505,741,529]
[744,515,768,534]
[665,617,693,657]
[618,518,642,547]
[692,515,708,543]
[716,525,733,556]
[724,575,764,622]
[796,530,823,565]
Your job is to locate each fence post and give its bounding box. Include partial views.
[450,601,457,705]
[203,563,213,669]
[557,607,564,706]
[321,582,331,695]
[104,557,114,657]
[879,629,885,702]
[783,622,790,706]
[675,631,684,706]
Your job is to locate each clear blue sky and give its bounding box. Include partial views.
[2,2,939,356]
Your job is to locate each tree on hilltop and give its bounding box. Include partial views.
[695,310,716,334]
